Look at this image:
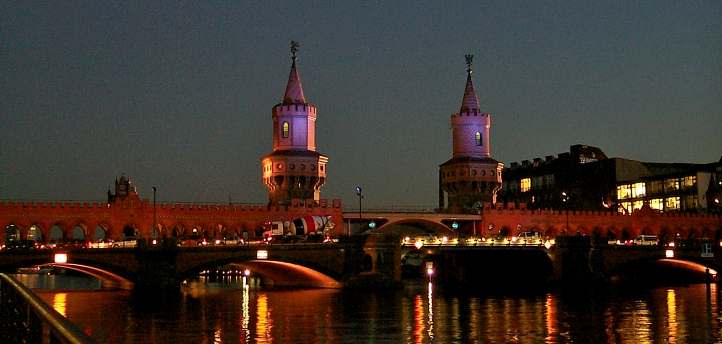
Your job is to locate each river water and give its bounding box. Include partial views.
[14,273,722,343]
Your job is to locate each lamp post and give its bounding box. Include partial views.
[355,186,363,230]
[152,186,157,239]
[561,191,569,235]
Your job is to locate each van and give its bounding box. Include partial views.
[633,235,658,246]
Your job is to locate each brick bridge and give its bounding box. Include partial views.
[345,204,721,242]
[424,237,722,287]
[3,235,721,290]
[0,234,400,290]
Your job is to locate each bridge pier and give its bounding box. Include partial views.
[344,233,402,289]
[134,248,180,291]
[551,236,597,284]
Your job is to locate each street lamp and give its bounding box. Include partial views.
[561,191,569,235]
[355,186,363,225]
[152,186,157,239]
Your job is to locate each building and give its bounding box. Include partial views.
[261,42,328,205]
[439,55,503,213]
[500,144,722,214]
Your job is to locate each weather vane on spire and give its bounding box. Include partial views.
[465,54,473,74]
[290,40,300,61]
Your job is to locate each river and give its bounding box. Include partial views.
[13,273,722,343]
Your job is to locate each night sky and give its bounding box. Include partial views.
[2,1,720,208]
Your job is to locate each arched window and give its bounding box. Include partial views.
[475,131,482,146]
[282,122,289,138]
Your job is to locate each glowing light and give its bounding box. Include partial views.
[544,241,552,250]
[668,242,675,247]
[244,269,251,276]
[52,293,67,317]
[441,236,448,244]
[215,239,221,245]
[257,250,268,259]
[152,239,157,245]
[369,221,376,229]
[451,221,459,230]
[665,249,675,258]
[426,262,434,277]
[414,241,424,249]
[54,253,68,264]
[404,236,410,244]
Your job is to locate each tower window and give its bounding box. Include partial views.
[475,131,482,146]
[282,122,289,138]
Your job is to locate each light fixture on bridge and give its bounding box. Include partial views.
[414,241,424,249]
[451,221,459,230]
[54,253,68,264]
[665,249,674,258]
[257,250,268,260]
[368,221,376,229]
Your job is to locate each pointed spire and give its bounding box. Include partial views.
[460,54,480,113]
[283,40,306,104]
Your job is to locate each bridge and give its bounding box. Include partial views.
[343,204,721,243]
[3,234,722,292]
[409,236,721,287]
[0,235,401,290]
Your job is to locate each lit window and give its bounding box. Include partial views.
[650,198,664,211]
[665,197,680,210]
[282,122,289,138]
[632,200,644,212]
[682,175,696,188]
[620,201,632,214]
[616,184,632,200]
[665,179,679,191]
[520,178,531,192]
[475,132,482,146]
[631,182,646,198]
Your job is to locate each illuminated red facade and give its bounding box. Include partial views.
[261,43,328,205]
[0,175,343,244]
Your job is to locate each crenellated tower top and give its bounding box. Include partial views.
[262,41,328,205]
[439,53,503,212]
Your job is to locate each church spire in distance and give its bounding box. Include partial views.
[283,40,306,105]
[460,54,480,113]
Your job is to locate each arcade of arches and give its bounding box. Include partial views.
[0,192,343,245]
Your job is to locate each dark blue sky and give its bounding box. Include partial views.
[2,1,720,208]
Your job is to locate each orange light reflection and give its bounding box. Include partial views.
[53,293,67,317]
[414,294,424,344]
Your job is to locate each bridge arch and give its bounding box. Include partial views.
[4,224,21,242]
[609,255,719,284]
[28,224,43,242]
[122,224,138,239]
[49,224,65,243]
[93,224,110,241]
[70,223,87,242]
[182,260,341,289]
[178,254,343,289]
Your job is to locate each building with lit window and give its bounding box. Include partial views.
[439,55,503,213]
[499,145,722,214]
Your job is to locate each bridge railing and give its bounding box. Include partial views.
[0,273,96,344]
[343,206,438,214]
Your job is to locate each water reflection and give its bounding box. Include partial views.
[20,274,722,344]
[53,292,67,317]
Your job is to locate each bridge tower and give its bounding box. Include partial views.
[439,55,503,213]
[261,41,328,205]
